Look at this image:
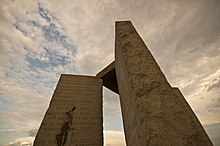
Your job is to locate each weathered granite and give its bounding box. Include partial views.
[173,87,212,143]
[34,74,103,146]
[34,20,213,146]
[115,21,213,146]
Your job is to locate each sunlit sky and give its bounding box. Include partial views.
[0,0,220,145]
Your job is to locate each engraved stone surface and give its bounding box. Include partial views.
[34,21,213,146]
[115,21,213,146]
[34,74,103,146]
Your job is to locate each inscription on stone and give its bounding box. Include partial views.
[34,21,213,146]
[34,75,103,146]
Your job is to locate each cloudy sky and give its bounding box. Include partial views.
[0,0,220,145]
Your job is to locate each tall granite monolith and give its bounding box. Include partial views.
[115,21,213,146]
[34,74,103,146]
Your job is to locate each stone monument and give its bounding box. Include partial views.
[34,75,103,146]
[34,21,213,146]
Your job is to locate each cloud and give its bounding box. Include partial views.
[5,130,126,146]
[104,130,126,146]
[207,98,220,113]
[0,1,78,144]
[0,0,220,145]
[206,78,220,92]
[103,88,124,131]
[181,69,220,124]
[204,122,220,146]
[26,129,38,137]
[37,3,54,22]
[0,128,37,146]
[4,136,34,146]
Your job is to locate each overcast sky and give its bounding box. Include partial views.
[0,0,220,146]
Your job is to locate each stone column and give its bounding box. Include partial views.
[115,21,213,146]
[34,74,103,146]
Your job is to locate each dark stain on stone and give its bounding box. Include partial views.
[56,105,76,146]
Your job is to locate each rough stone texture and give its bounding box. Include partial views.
[115,21,213,146]
[34,74,103,146]
[173,87,211,142]
[96,61,118,94]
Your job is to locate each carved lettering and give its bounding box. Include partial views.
[34,75,102,146]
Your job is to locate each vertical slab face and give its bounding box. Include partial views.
[115,21,213,146]
[172,88,211,141]
[34,75,103,146]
